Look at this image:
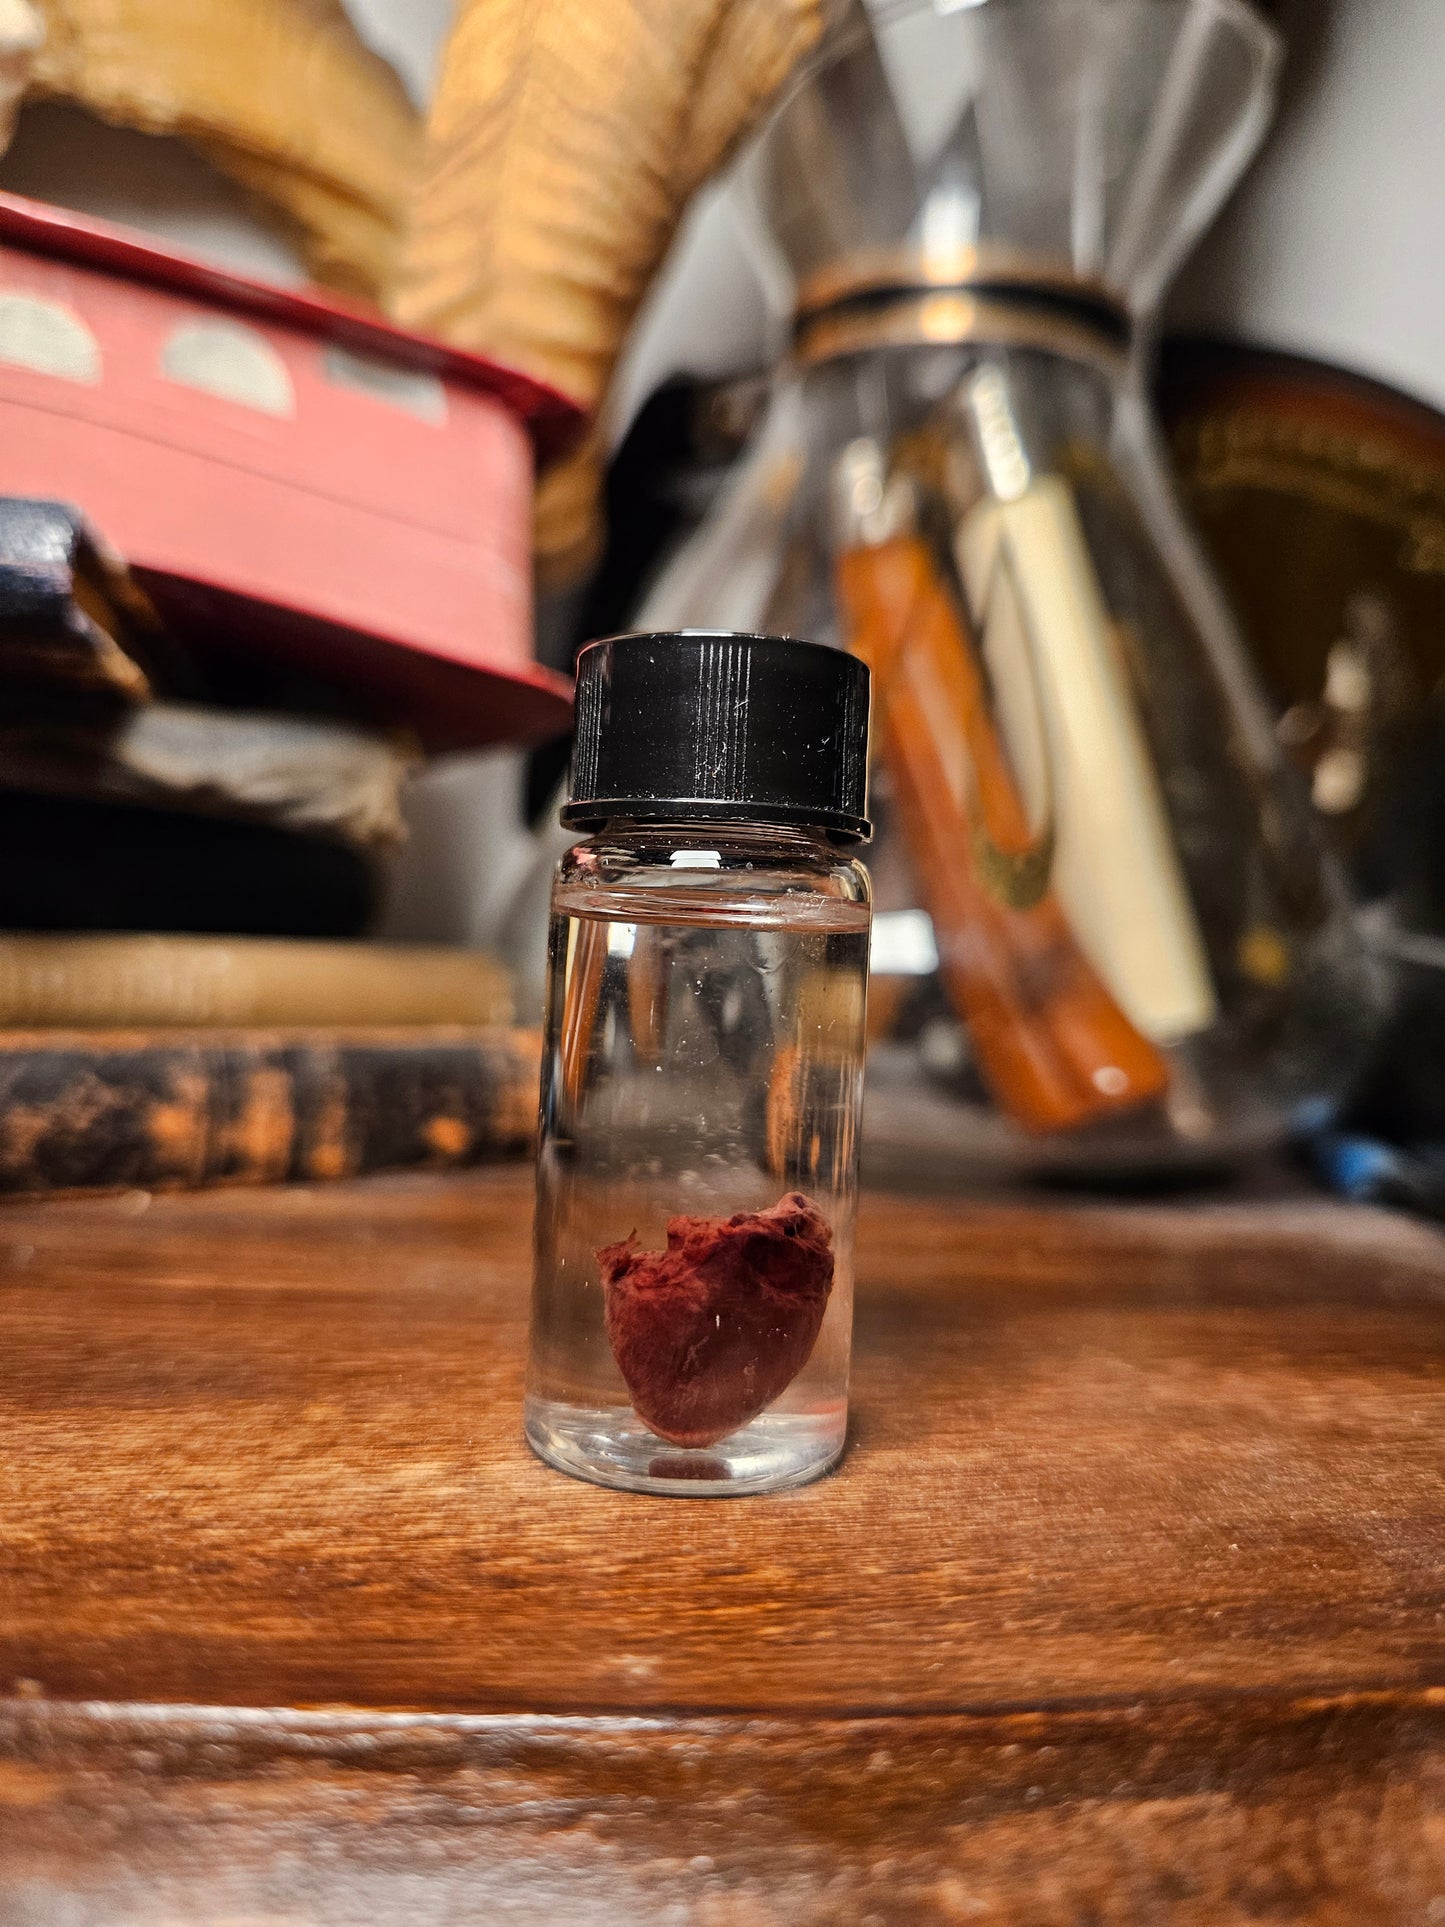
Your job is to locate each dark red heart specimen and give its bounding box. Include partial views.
[598,1191,835,1448]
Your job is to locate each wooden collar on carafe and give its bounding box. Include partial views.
[792,245,1131,374]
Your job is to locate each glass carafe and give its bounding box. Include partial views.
[639,0,1378,1180]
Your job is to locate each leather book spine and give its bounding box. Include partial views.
[0,1025,540,1194]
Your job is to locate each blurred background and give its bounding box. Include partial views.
[2,0,1443,1204]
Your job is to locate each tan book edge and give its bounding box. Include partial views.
[0,934,514,1028]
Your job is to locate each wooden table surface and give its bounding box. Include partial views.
[3,1166,1445,1922]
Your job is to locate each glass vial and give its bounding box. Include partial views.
[526,631,873,1496]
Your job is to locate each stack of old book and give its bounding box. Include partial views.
[0,497,540,1196]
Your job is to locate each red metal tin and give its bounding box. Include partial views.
[0,191,583,750]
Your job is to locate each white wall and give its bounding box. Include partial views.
[1170,0,1445,410]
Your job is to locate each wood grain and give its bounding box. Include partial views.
[4,1693,1445,1924]
[2,1167,1444,1917]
